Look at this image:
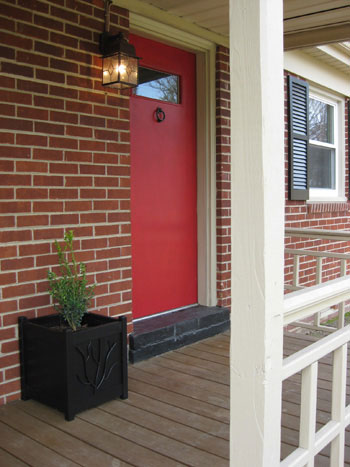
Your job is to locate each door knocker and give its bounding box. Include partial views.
[155,107,166,123]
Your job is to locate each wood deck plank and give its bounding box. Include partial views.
[1,330,350,466]
[0,420,80,467]
[129,376,230,423]
[128,366,229,409]
[17,400,184,467]
[0,404,122,467]
[100,398,229,458]
[0,447,29,467]
[124,391,229,440]
[80,407,228,466]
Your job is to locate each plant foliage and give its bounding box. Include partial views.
[47,230,95,331]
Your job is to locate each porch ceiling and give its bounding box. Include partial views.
[118,0,350,50]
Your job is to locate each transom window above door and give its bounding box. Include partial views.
[135,67,180,104]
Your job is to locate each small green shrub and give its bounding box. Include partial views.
[47,230,95,331]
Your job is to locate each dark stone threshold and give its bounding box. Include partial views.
[129,305,230,363]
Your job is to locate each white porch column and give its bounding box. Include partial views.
[229,0,284,466]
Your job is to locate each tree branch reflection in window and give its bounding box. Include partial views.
[135,67,179,104]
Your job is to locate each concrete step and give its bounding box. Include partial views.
[129,305,230,363]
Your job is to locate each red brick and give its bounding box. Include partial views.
[50,111,78,124]
[0,216,15,228]
[33,148,62,162]
[80,164,105,175]
[0,380,21,397]
[0,16,15,34]
[18,106,48,120]
[17,215,49,227]
[33,175,63,186]
[49,137,78,149]
[107,166,129,176]
[96,293,121,307]
[35,121,65,135]
[94,129,118,141]
[65,176,93,187]
[80,188,106,199]
[0,174,31,186]
[16,188,48,200]
[18,0,49,13]
[0,32,32,51]
[50,58,78,74]
[51,213,79,225]
[16,161,48,173]
[17,22,49,41]
[50,31,78,49]
[65,151,92,163]
[49,188,78,199]
[2,283,35,299]
[65,200,92,211]
[1,341,19,354]
[66,100,92,114]
[17,51,48,68]
[95,225,119,236]
[79,140,105,151]
[16,134,47,147]
[0,299,17,314]
[0,327,16,341]
[107,189,130,199]
[34,95,64,109]
[0,103,15,117]
[94,200,118,211]
[5,367,20,381]
[0,117,33,132]
[93,153,118,165]
[33,227,64,241]
[33,201,64,212]
[67,75,94,89]
[66,126,93,138]
[67,0,93,14]
[49,85,78,99]
[2,62,33,78]
[19,294,51,310]
[17,79,48,94]
[79,90,105,104]
[65,23,92,41]
[0,159,14,172]
[107,212,130,223]
[20,243,50,256]
[34,13,63,31]
[49,163,78,175]
[65,49,93,65]
[0,246,17,260]
[80,212,106,223]
[36,69,65,84]
[95,270,121,283]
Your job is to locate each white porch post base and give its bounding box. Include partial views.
[229,0,284,465]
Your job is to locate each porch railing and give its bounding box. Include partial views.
[285,228,350,331]
[281,275,350,466]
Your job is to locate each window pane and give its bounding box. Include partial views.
[309,144,335,189]
[309,98,334,143]
[135,67,179,104]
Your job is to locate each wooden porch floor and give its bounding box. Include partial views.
[0,330,348,466]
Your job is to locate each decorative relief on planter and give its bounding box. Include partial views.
[76,339,120,394]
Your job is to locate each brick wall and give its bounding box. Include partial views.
[284,71,350,288]
[216,46,231,308]
[0,0,132,404]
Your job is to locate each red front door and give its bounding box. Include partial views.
[130,35,197,319]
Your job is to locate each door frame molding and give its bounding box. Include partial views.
[130,14,217,307]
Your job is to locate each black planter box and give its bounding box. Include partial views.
[18,313,128,421]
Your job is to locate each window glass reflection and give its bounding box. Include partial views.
[135,67,179,104]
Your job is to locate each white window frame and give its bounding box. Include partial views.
[308,86,345,202]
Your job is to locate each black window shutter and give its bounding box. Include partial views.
[288,75,309,200]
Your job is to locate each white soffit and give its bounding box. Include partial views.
[302,43,350,76]
[118,0,350,49]
[284,48,350,97]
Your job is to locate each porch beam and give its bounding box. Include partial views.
[229,0,284,465]
[284,23,350,51]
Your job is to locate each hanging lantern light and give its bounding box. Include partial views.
[100,31,139,89]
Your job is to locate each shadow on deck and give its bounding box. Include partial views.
[0,330,348,466]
